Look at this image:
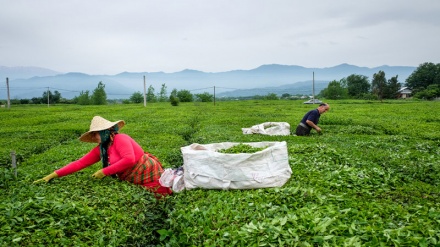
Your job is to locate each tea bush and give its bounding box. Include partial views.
[1,100,439,246]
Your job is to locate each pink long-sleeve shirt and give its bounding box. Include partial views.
[55,134,145,177]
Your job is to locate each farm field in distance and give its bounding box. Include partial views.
[1,99,439,246]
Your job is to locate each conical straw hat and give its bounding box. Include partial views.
[79,116,125,143]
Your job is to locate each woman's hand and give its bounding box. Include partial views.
[34,172,58,183]
[91,169,106,179]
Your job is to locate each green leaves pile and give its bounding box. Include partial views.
[217,143,266,154]
[1,100,439,246]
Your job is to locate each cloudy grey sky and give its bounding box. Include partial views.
[1,0,439,75]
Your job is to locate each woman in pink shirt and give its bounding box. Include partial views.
[35,116,172,197]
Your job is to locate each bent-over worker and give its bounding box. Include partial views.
[34,116,172,197]
[295,103,330,136]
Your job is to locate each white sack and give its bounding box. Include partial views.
[242,122,291,136]
[181,141,292,190]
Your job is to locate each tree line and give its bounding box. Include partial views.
[2,81,215,106]
[319,62,440,100]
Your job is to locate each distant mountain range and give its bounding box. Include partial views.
[0,64,416,99]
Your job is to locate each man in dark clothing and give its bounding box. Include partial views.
[295,103,330,136]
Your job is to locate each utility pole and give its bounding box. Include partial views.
[214,86,216,106]
[6,77,11,109]
[47,87,50,107]
[143,75,147,107]
[312,71,315,103]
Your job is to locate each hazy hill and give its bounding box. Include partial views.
[1,64,416,99]
[0,66,60,80]
[216,80,329,98]
[7,73,134,100]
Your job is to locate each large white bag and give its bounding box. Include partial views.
[242,122,291,136]
[181,141,292,190]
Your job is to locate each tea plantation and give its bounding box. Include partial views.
[1,100,439,246]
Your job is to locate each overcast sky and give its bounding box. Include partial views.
[1,0,439,75]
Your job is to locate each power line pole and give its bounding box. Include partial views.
[214,86,216,106]
[6,77,10,109]
[312,71,315,104]
[47,87,50,107]
[143,75,147,107]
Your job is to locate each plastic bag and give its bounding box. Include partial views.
[159,167,186,192]
[172,175,185,192]
[159,168,175,187]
